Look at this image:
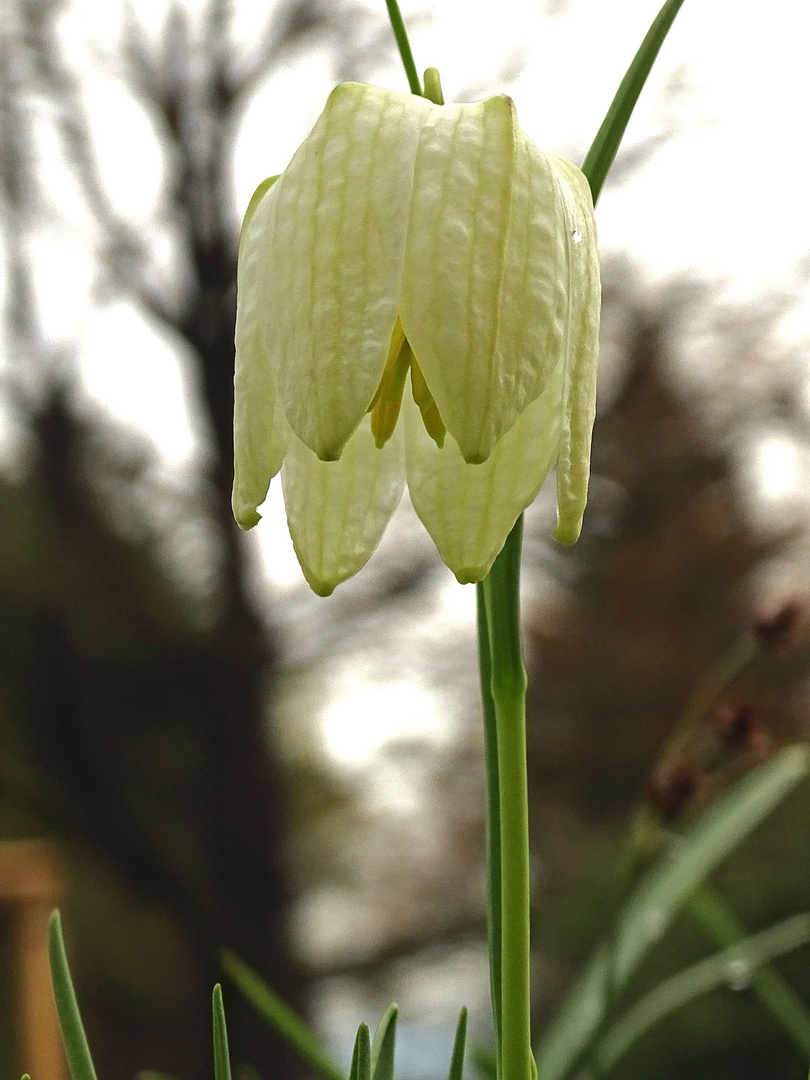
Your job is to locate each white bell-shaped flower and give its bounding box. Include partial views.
[233,82,600,595]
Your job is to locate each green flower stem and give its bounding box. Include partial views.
[482,517,533,1080]
[384,0,422,96]
[471,0,688,1072]
[477,580,503,1066]
[475,1,688,1064]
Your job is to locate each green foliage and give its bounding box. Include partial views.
[581,0,687,202]
[349,1025,371,1080]
[221,949,344,1080]
[47,911,98,1080]
[448,1009,468,1080]
[688,886,810,1057]
[536,747,810,1080]
[597,908,810,1072]
[212,985,232,1080]
[225,951,474,1080]
[370,1004,398,1080]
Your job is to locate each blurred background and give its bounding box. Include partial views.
[3,1,810,1079]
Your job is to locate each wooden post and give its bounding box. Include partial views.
[0,841,64,1080]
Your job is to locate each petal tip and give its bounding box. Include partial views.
[233,498,262,530]
[552,519,582,546]
[453,566,488,585]
[317,447,343,463]
[460,449,489,467]
[306,575,337,598]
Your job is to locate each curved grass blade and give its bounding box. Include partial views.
[614,746,809,985]
[596,912,810,1071]
[582,0,687,203]
[350,1024,371,1080]
[689,886,810,1056]
[220,949,344,1080]
[536,745,810,1080]
[371,1004,398,1080]
[47,911,98,1080]
[448,1008,468,1080]
[212,985,232,1080]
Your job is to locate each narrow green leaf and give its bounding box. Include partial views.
[212,985,232,1080]
[349,1025,371,1080]
[596,912,810,1071]
[582,0,687,204]
[536,746,809,1080]
[370,1004,398,1080]
[447,1008,468,1080]
[384,0,422,96]
[220,950,344,1080]
[615,747,809,985]
[689,886,810,1056]
[47,911,98,1080]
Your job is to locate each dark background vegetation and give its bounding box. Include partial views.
[2,3,810,1080]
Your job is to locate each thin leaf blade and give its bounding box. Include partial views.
[689,886,810,1057]
[597,912,810,1071]
[47,911,98,1080]
[582,0,687,204]
[371,1004,398,1080]
[212,985,232,1080]
[220,949,344,1080]
[448,1007,468,1080]
[349,1024,371,1080]
[536,746,810,1080]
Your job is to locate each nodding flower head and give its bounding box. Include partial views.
[233,82,600,595]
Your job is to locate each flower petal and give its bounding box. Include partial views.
[262,83,431,460]
[405,359,565,583]
[400,98,567,464]
[547,156,601,545]
[233,177,288,530]
[281,414,405,596]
